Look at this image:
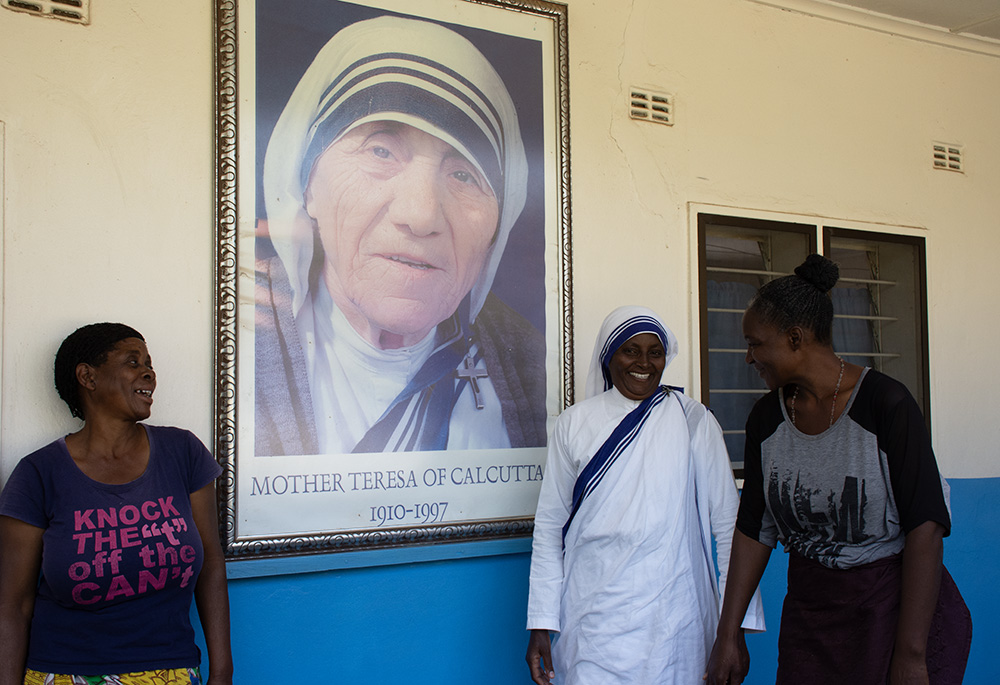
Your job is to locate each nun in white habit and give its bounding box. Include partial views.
[526,306,765,684]
[254,16,547,456]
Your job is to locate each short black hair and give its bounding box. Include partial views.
[746,254,839,345]
[54,322,145,419]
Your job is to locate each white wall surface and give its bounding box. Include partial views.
[0,2,216,477]
[1,0,997,479]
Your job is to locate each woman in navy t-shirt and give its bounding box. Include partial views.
[0,323,232,685]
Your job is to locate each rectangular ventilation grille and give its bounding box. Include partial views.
[2,0,89,24]
[629,88,673,126]
[932,143,963,173]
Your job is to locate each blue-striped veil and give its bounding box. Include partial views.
[584,306,679,399]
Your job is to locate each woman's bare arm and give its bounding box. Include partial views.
[0,516,43,685]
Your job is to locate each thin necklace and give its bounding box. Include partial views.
[790,356,845,428]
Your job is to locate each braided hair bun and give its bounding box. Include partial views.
[794,253,839,293]
[746,254,840,345]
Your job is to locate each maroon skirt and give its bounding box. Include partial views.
[776,552,971,684]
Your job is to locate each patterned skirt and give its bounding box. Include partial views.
[24,668,201,685]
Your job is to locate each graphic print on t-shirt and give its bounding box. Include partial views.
[739,370,952,572]
[68,496,198,605]
[767,471,873,566]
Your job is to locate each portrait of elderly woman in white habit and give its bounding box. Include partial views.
[254,15,548,457]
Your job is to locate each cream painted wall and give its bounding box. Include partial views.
[0,3,216,479]
[564,0,1000,478]
[1,0,998,480]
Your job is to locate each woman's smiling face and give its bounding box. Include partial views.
[607,333,666,401]
[742,309,796,390]
[86,337,156,421]
[304,120,499,349]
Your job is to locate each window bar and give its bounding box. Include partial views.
[710,348,900,358]
[705,266,789,277]
[758,237,778,288]
[836,313,897,322]
[839,276,897,286]
[759,237,771,275]
[833,351,901,359]
[866,249,883,372]
[708,308,897,323]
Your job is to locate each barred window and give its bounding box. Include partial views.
[698,213,929,478]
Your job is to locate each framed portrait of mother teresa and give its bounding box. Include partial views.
[214,0,571,557]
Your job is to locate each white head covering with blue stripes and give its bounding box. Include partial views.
[262,15,528,323]
[584,305,680,399]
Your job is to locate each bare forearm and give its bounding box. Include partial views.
[706,531,770,685]
[0,581,35,685]
[894,522,944,660]
[717,530,771,637]
[195,559,233,683]
[0,611,31,685]
[0,517,43,685]
[188,484,232,683]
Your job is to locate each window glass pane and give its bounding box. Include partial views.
[698,216,930,476]
[826,229,929,420]
[698,215,814,475]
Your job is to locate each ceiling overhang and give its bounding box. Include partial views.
[747,0,1000,57]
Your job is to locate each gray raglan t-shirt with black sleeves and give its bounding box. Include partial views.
[737,368,951,570]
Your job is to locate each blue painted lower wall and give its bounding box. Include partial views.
[199,477,997,682]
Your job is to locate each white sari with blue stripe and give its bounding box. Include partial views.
[527,307,765,684]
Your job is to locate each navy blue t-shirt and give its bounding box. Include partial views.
[0,424,221,674]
